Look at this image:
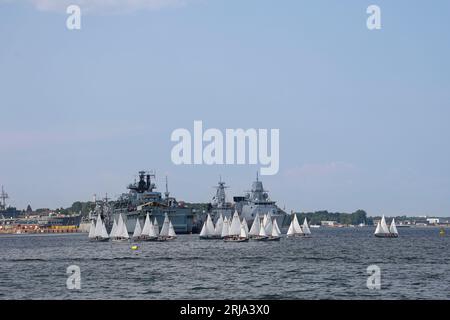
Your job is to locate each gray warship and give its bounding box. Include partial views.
[112,171,194,234]
[206,174,289,230]
[209,177,234,220]
[234,173,289,229]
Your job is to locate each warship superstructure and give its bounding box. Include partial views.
[0,186,21,219]
[234,173,289,229]
[210,177,234,221]
[112,171,193,234]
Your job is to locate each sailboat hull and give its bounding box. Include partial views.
[224,236,249,242]
[89,237,109,242]
[135,235,158,242]
[199,236,221,240]
[265,236,281,241]
[250,235,269,241]
[157,236,176,241]
[287,234,306,238]
[112,237,129,242]
[374,233,398,238]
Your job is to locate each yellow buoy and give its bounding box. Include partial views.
[131,245,139,250]
[439,228,445,236]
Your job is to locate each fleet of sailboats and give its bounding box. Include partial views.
[88,212,177,242]
[88,213,109,241]
[287,214,306,237]
[200,213,220,239]
[89,210,402,243]
[374,215,399,238]
[197,210,285,242]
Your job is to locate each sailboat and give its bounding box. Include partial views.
[200,213,219,239]
[111,213,130,242]
[251,219,269,241]
[374,215,399,238]
[248,213,261,239]
[287,214,304,237]
[224,210,248,242]
[158,213,176,241]
[266,218,281,241]
[109,218,117,238]
[132,219,142,241]
[263,213,273,235]
[139,213,157,241]
[89,214,109,242]
[302,218,312,236]
[214,214,224,238]
[153,217,160,237]
[242,218,249,235]
[221,217,230,238]
[88,220,96,240]
[168,221,177,240]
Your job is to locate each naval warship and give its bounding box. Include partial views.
[205,175,288,230]
[209,177,234,221]
[234,173,289,229]
[112,171,194,234]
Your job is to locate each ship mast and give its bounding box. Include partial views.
[0,186,9,210]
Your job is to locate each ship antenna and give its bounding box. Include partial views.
[165,175,170,199]
[0,186,8,210]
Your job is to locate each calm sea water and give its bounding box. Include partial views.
[0,227,449,300]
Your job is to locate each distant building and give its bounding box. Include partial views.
[321,221,337,227]
[426,218,440,225]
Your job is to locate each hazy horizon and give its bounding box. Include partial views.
[1,0,449,217]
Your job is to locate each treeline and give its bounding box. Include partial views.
[47,201,97,217]
[294,210,372,226]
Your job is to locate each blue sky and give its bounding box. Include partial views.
[1,0,449,216]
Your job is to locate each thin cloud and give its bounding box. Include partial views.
[2,0,198,14]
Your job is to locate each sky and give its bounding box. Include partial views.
[0,0,449,216]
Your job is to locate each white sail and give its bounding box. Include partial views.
[94,214,103,237]
[374,222,382,235]
[242,218,249,235]
[214,214,224,236]
[249,214,260,236]
[272,219,281,237]
[389,218,398,235]
[229,211,241,236]
[141,214,151,235]
[273,217,281,235]
[293,214,303,234]
[153,217,160,236]
[264,215,273,235]
[132,219,142,238]
[117,214,129,239]
[263,213,268,228]
[259,220,267,237]
[240,223,247,238]
[302,218,311,235]
[380,215,390,234]
[109,218,117,237]
[101,221,109,238]
[160,214,170,237]
[168,221,177,237]
[88,220,96,238]
[200,221,207,237]
[221,220,230,238]
[287,221,295,236]
[205,214,215,235]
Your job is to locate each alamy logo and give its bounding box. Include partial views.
[171,121,280,175]
[366,265,381,290]
[66,5,81,30]
[66,265,81,290]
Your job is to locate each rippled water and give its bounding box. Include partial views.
[0,227,449,300]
